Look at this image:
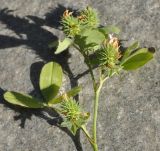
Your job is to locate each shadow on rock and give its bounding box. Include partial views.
[0,86,83,151]
[0,5,88,151]
[0,88,5,104]
[29,61,83,151]
[0,8,56,61]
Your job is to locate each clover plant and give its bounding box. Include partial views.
[4,7,154,151]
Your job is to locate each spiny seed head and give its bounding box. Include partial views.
[79,6,99,28]
[61,7,99,37]
[60,98,81,121]
[60,97,89,131]
[60,98,89,135]
[97,37,121,68]
[61,10,81,37]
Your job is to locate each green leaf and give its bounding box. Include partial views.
[48,40,58,48]
[74,29,105,51]
[61,119,72,129]
[99,25,120,34]
[48,86,81,105]
[121,41,139,61]
[121,48,153,70]
[40,62,63,102]
[74,35,96,51]
[4,91,44,108]
[55,38,73,54]
[71,125,78,135]
[61,119,77,135]
[81,29,105,45]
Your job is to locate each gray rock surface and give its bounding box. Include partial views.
[0,0,160,151]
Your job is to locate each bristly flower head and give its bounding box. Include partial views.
[61,7,99,37]
[78,6,100,28]
[61,10,81,37]
[97,35,121,68]
[60,96,89,135]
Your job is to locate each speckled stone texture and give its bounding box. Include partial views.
[0,0,160,151]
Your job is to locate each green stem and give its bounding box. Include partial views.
[81,125,94,145]
[73,44,96,90]
[92,80,104,151]
[81,125,99,151]
[73,44,107,151]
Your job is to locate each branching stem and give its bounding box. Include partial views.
[73,44,109,151]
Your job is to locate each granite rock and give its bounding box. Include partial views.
[0,0,160,151]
